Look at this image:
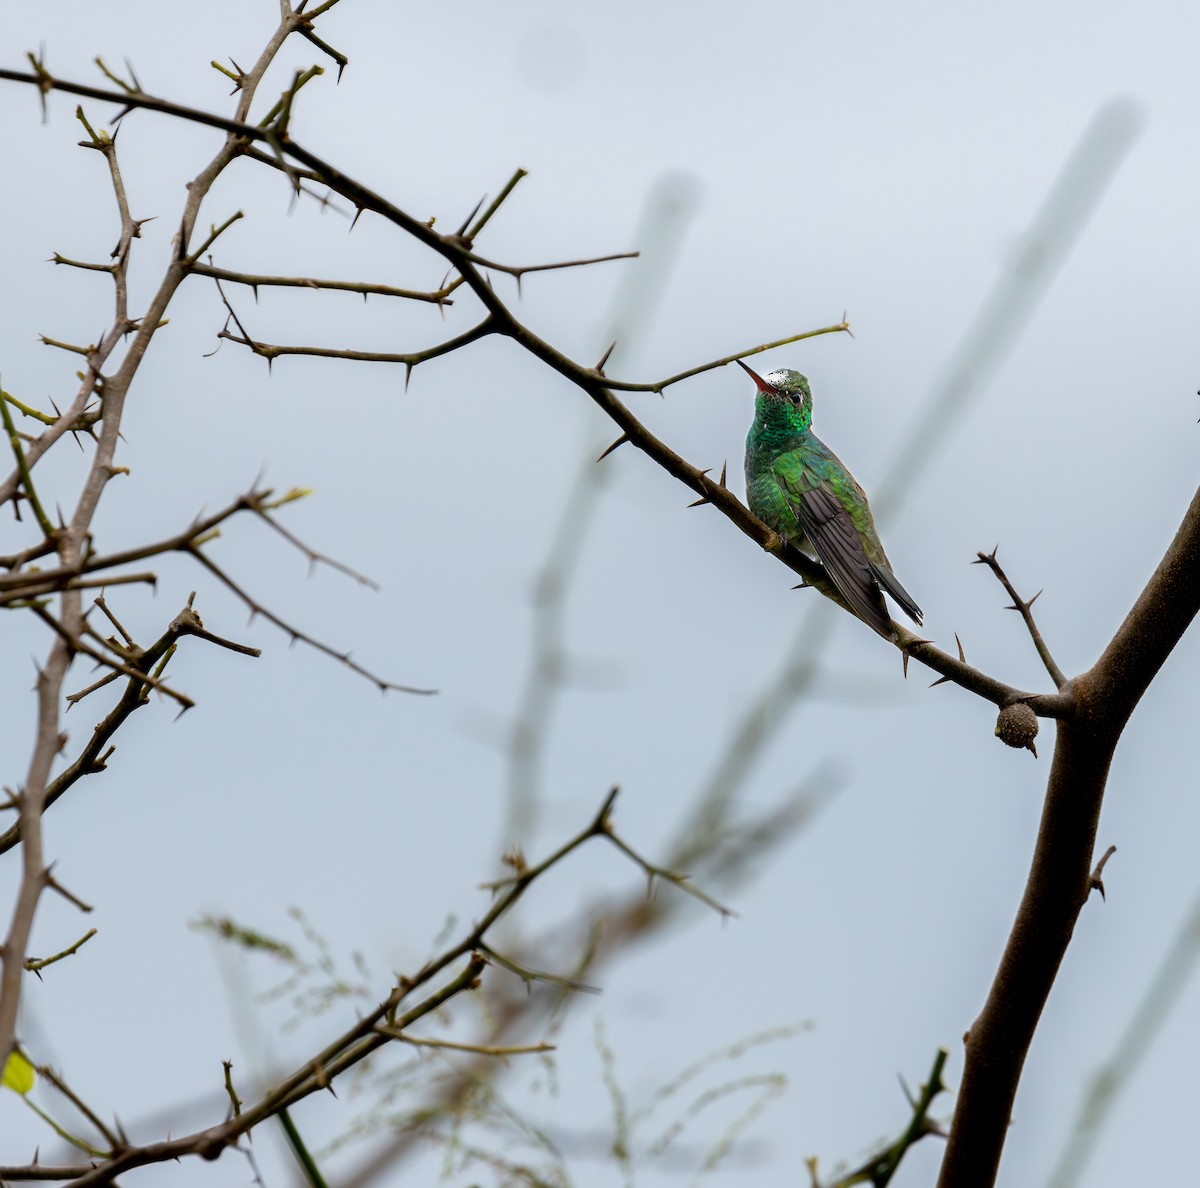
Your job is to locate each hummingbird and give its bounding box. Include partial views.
[737,360,922,641]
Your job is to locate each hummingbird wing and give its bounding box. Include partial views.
[773,475,896,640]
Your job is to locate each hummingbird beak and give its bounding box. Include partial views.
[735,358,776,394]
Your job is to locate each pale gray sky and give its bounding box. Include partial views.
[3,2,1200,1186]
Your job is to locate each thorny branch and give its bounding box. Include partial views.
[0,788,727,1185]
[191,260,456,305]
[1,485,415,689]
[0,3,387,1083]
[938,487,1200,1188]
[1,19,1195,1188]
[154,88,1077,713]
[973,546,1068,688]
[0,56,1074,716]
[0,596,258,857]
[811,1048,948,1188]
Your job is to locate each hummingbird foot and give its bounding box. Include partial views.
[762,529,789,554]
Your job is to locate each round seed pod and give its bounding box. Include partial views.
[995,702,1038,756]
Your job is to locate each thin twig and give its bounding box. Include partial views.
[0,571,155,608]
[0,385,56,536]
[377,1030,555,1057]
[216,316,496,372]
[464,167,528,240]
[39,1062,120,1150]
[973,547,1068,688]
[25,927,98,972]
[475,943,601,995]
[0,602,211,855]
[183,544,432,694]
[250,501,378,588]
[821,1049,948,1188]
[465,248,638,283]
[601,323,852,394]
[31,605,194,710]
[34,785,718,1185]
[191,261,454,305]
[602,830,735,918]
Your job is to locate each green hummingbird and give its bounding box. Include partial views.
[738,360,922,641]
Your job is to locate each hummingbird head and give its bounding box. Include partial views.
[736,360,813,434]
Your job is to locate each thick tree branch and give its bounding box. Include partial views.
[938,481,1200,1188]
[1082,482,1200,727]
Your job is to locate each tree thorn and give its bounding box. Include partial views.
[1090,844,1117,900]
[595,433,628,463]
[455,193,486,239]
[595,340,617,375]
[899,637,933,680]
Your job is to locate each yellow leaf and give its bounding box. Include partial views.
[2,1049,35,1095]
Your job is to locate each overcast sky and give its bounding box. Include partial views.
[3,3,1200,1186]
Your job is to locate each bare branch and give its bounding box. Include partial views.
[13,785,712,1184]
[1,390,58,538]
[377,1030,554,1058]
[191,261,455,305]
[0,571,155,608]
[0,0,348,1088]
[31,605,194,710]
[184,211,245,266]
[25,927,97,972]
[938,486,1200,1188]
[475,943,601,995]
[216,315,496,371]
[0,601,230,855]
[463,167,528,241]
[605,323,852,394]
[183,544,434,695]
[38,1061,120,1150]
[602,828,736,919]
[821,1049,948,1188]
[465,247,639,284]
[219,132,1071,713]
[250,498,379,588]
[973,547,1067,688]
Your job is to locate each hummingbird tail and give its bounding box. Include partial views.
[870,563,923,627]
